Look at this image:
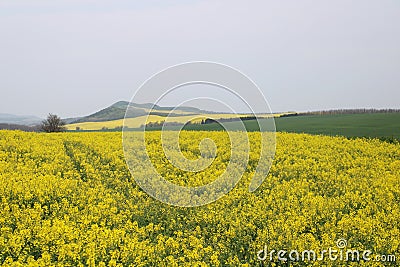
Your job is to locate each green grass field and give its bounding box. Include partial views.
[179,113,400,140]
[275,113,400,139]
[69,113,400,140]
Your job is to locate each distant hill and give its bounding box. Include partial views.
[0,113,42,126]
[69,101,213,124]
[0,123,41,131]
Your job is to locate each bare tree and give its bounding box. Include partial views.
[41,114,66,133]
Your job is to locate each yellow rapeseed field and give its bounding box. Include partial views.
[67,114,242,130]
[65,113,289,131]
[0,130,399,266]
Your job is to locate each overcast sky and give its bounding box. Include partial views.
[0,0,399,118]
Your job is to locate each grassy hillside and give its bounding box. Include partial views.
[70,101,209,123]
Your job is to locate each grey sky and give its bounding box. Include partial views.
[0,0,399,118]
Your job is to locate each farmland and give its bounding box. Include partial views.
[275,113,400,139]
[182,113,400,140]
[66,113,400,141]
[65,113,278,131]
[66,115,207,131]
[0,130,399,266]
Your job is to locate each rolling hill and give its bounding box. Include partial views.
[68,101,212,124]
[0,113,42,126]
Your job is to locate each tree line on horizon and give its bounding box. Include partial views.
[298,108,400,115]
